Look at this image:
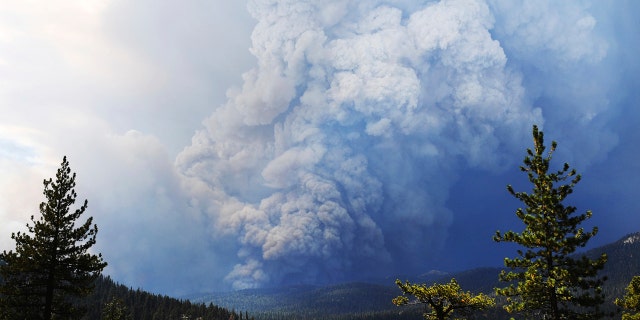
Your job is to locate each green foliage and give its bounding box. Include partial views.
[616,276,640,320]
[493,125,607,319]
[102,297,132,320]
[0,156,107,320]
[393,278,495,320]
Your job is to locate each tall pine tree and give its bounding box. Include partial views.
[0,156,107,320]
[493,125,607,319]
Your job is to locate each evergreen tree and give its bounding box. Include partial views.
[393,278,495,320]
[102,297,132,320]
[616,276,640,320]
[0,156,107,320]
[493,125,607,319]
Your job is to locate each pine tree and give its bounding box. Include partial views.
[0,156,107,320]
[616,276,640,320]
[102,297,133,320]
[493,125,607,319]
[393,278,495,320]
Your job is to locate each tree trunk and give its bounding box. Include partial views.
[44,266,55,320]
[44,228,60,320]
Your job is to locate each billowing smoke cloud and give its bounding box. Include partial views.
[0,0,635,295]
[176,0,584,289]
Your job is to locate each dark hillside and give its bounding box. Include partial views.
[81,275,243,320]
[450,267,502,293]
[191,282,416,319]
[0,267,242,319]
[193,232,640,319]
[585,232,640,305]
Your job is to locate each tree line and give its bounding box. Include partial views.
[83,275,247,320]
[393,125,640,320]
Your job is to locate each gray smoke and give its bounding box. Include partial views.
[176,0,619,289]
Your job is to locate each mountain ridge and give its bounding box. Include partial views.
[188,231,640,319]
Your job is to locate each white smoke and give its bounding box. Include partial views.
[177,0,614,289]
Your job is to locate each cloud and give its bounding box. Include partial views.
[487,0,619,166]
[0,123,68,251]
[1,0,638,295]
[177,0,549,289]
[177,0,640,290]
[71,130,226,295]
[0,0,254,295]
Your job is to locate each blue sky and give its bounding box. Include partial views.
[0,0,638,295]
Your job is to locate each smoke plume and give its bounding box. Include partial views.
[176,0,617,289]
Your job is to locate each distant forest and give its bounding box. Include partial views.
[189,232,640,320]
[81,275,249,320]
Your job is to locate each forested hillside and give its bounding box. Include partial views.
[586,232,640,305]
[81,275,247,320]
[0,267,245,319]
[192,232,640,320]
[3,233,639,319]
[190,283,423,320]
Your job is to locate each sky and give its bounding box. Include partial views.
[0,0,638,296]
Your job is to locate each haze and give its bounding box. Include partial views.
[0,0,638,296]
